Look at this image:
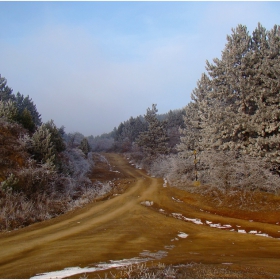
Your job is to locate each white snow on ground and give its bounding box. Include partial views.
[141,201,154,207]
[210,223,232,229]
[178,232,189,238]
[255,233,271,237]
[31,266,98,279]
[31,258,149,279]
[171,213,203,225]
[172,197,183,203]
[171,237,179,242]
[162,212,277,239]
[31,250,169,279]
[163,178,168,187]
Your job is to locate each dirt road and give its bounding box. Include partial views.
[0,153,280,278]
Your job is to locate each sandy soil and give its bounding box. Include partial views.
[0,153,279,278]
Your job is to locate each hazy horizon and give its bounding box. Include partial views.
[1,1,279,136]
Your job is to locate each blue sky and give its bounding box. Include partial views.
[1,1,279,136]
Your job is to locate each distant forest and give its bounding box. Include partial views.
[1,23,280,231]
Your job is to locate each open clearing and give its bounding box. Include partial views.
[0,153,280,278]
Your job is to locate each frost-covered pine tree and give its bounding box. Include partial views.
[0,100,18,122]
[30,124,56,166]
[80,137,91,157]
[0,75,15,102]
[248,24,280,166]
[177,73,214,157]
[44,120,66,154]
[179,23,280,169]
[136,104,170,159]
[202,24,258,151]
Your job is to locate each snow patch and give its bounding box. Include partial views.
[171,213,203,225]
[163,178,168,187]
[178,232,189,238]
[32,249,169,279]
[249,230,258,234]
[255,233,271,238]
[141,201,154,207]
[172,197,183,203]
[31,257,149,279]
[167,213,277,239]
[210,223,232,229]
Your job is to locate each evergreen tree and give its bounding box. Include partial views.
[30,124,56,166]
[0,100,18,122]
[179,23,280,168]
[0,75,15,102]
[44,120,66,154]
[19,108,36,132]
[80,137,91,157]
[136,104,170,159]
[15,92,42,126]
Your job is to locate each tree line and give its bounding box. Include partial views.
[0,76,108,231]
[1,22,279,231]
[89,23,280,194]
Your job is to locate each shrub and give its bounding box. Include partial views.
[0,100,18,122]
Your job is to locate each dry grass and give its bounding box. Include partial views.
[91,262,279,279]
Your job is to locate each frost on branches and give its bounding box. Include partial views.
[136,104,170,160]
[179,23,280,171]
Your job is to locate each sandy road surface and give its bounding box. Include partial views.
[0,153,280,278]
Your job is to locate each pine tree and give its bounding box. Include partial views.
[136,104,170,159]
[19,108,36,132]
[0,75,15,102]
[15,92,42,126]
[80,137,91,157]
[30,124,56,166]
[44,120,66,153]
[0,100,18,122]
[177,73,213,157]
[179,23,280,169]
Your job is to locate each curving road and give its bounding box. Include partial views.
[0,153,280,278]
